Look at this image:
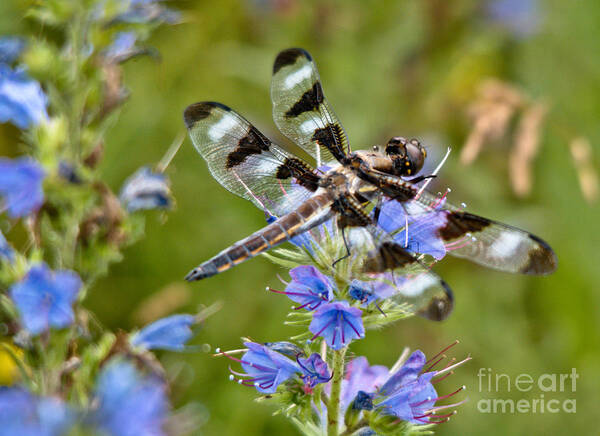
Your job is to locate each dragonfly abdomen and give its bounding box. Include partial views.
[185,193,333,281]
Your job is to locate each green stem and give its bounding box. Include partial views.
[340,419,369,436]
[327,346,347,436]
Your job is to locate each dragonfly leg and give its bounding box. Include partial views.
[332,226,351,267]
[409,174,436,184]
[372,194,384,223]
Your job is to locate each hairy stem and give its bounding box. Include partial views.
[327,346,347,436]
[340,419,369,436]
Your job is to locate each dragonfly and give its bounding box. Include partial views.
[183,48,557,321]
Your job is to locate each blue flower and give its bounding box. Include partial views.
[105,32,137,60]
[0,157,45,218]
[376,199,447,260]
[0,387,73,436]
[340,357,389,413]
[103,32,152,64]
[348,278,397,306]
[297,353,331,389]
[309,301,364,350]
[58,161,82,184]
[270,265,334,310]
[353,428,377,436]
[131,314,196,351]
[378,350,429,396]
[0,65,48,129]
[374,348,468,425]
[93,359,168,436]
[351,390,374,411]
[319,356,388,430]
[119,166,172,212]
[488,0,540,37]
[10,263,82,335]
[0,229,14,262]
[0,37,26,64]
[226,342,301,394]
[263,341,305,358]
[112,0,181,25]
[376,351,439,424]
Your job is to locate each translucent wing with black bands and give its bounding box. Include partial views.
[271,48,350,167]
[184,101,320,217]
[376,187,558,275]
[342,224,454,321]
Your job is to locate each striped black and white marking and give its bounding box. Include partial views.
[183,48,557,321]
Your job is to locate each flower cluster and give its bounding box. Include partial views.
[10,263,82,335]
[223,339,469,434]
[0,1,477,435]
[0,37,47,129]
[220,201,470,434]
[0,1,212,436]
[348,347,470,426]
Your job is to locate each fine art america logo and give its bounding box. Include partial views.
[477,368,578,414]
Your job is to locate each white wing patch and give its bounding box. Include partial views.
[284,64,313,89]
[489,231,524,258]
[398,274,439,297]
[208,114,240,141]
[254,157,280,175]
[300,119,321,134]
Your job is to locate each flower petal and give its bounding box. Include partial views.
[131,314,196,351]
[0,66,48,129]
[0,157,45,218]
[309,301,365,350]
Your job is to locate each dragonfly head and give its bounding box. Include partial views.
[385,137,427,177]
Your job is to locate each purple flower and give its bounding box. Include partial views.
[131,314,196,351]
[0,65,48,128]
[340,357,389,413]
[119,166,172,212]
[351,390,374,410]
[0,229,14,262]
[353,428,377,436]
[0,157,45,218]
[10,263,82,335]
[348,278,397,306]
[376,199,447,260]
[226,342,301,394]
[376,348,468,425]
[379,350,429,396]
[0,387,73,436]
[112,0,181,25]
[309,301,364,350]
[93,359,168,436]
[103,32,155,64]
[270,265,334,310]
[488,0,540,37]
[377,351,439,424]
[288,229,314,252]
[105,32,137,60]
[337,346,469,425]
[58,161,82,184]
[297,353,331,389]
[263,341,305,358]
[0,37,26,64]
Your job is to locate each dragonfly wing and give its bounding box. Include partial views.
[184,101,320,217]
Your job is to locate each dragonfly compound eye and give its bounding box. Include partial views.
[405,138,425,175]
[385,136,425,176]
[385,136,407,156]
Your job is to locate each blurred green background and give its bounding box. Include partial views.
[2,0,599,434]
